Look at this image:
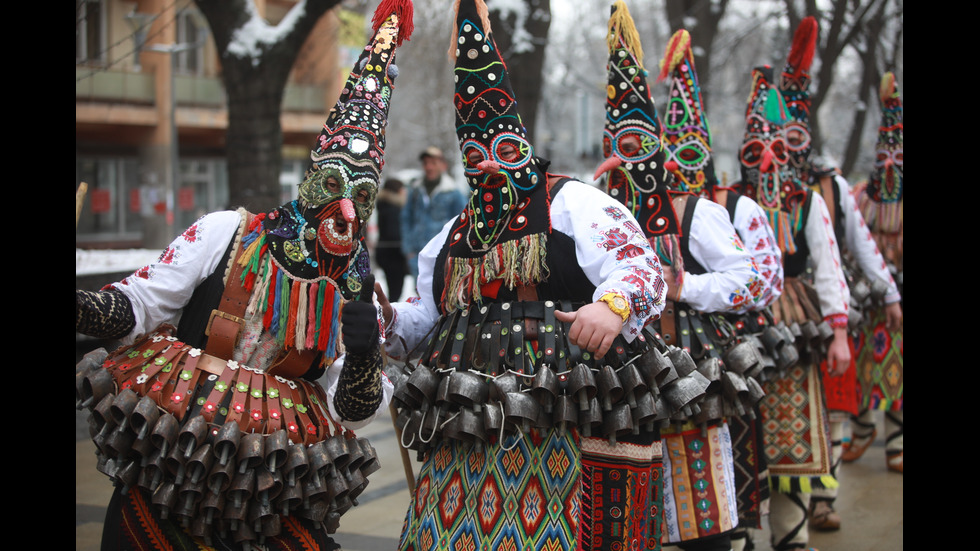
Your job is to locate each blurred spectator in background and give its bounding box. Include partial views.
[400,146,468,280]
[375,178,409,301]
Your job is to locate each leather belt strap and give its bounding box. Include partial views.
[224,368,251,429]
[147,345,188,407]
[201,356,239,424]
[205,213,255,360]
[559,300,588,365]
[500,303,515,371]
[169,349,205,417]
[540,302,557,366]
[268,347,320,379]
[660,300,678,345]
[243,368,265,434]
[488,320,503,377]
[448,308,470,371]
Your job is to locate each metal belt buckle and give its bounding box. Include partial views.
[205,308,245,337]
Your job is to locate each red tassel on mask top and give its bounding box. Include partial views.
[786,16,817,77]
[372,0,415,45]
[659,29,690,83]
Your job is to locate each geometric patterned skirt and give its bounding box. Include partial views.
[660,421,738,544]
[729,411,770,530]
[855,309,904,412]
[398,428,664,551]
[100,485,340,551]
[759,363,838,493]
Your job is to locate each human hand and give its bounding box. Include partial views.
[665,266,683,302]
[885,302,903,332]
[375,277,393,331]
[554,301,624,359]
[341,274,380,354]
[825,328,851,377]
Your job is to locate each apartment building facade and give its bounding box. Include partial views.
[76,0,357,249]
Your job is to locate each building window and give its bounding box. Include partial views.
[176,9,205,75]
[176,159,229,231]
[76,157,144,245]
[76,0,105,65]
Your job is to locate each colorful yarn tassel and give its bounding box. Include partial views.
[608,0,644,69]
[372,0,414,46]
[444,233,549,312]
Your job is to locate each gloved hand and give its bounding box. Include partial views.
[341,274,380,354]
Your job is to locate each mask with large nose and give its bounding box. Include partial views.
[265,7,404,298]
[866,72,903,210]
[739,65,805,254]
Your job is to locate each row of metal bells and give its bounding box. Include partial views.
[77,349,379,548]
[846,273,891,334]
[391,342,710,449]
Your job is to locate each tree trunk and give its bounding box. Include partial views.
[488,0,551,144]
[665,0,729,105]
[223,57,290,212]
[195,0,341,213]
[841,0,887,178]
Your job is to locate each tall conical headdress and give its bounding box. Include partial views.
[658,28,721,198]
[779,16,819,187]
[299,0,414,214]
[739,65,803,255]
[266,0,413,288]
[440,0,552,311]
[861,72,903,234]
[242,0,412,359]
[594,1,684,270]
[450,0,550,245]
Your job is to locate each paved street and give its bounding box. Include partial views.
[76,397,901,551]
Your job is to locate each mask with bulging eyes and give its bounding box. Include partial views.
[299,155,379,225]
[739,114,793,211]
[457,132,546,249]
[659,31,721,198]
[594,30,680,241]
[866,73,903,209]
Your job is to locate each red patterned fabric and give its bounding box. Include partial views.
[580,435,664,550]
[819,336,860,416]
[854,310,904,411]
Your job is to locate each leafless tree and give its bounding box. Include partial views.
[488,0,553,144]
[195,0,342,213]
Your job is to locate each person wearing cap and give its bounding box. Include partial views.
[377,1,687,549]
[73,3,412,548]
[846,72,904,476]
[400,145,468,280]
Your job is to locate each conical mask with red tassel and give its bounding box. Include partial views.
[780,16,818,187]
